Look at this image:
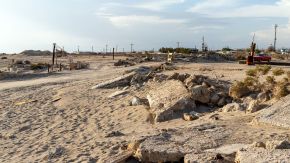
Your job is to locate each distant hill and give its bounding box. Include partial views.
[20,50,52,56]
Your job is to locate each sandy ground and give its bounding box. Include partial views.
[1,55,290,162]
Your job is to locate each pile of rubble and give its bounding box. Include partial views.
[92,64,232,123]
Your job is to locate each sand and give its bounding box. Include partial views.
[1,55,290,162]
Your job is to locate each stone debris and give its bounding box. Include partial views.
[48,146,65,159]
[146,80,195,122]
[191,85,210,103]
[184,152,232,163]
[183,113,199,121]
[235,148,290,163]
[246,100,262,113]
[221,103,244,112]
[91,72,136,89]
[255,94,290,129]
[107,90,128,99]
[132,124,230,162]
[205,144,249,155]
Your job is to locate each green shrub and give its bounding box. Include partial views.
[272,68,285,76]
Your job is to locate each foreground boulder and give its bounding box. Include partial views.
[236,148,290,163]
[147,80,195,122]
[254,95,290,129]
[133,124,230,162]
[191,85,210,103]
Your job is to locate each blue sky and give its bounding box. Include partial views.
[0,0,289,53]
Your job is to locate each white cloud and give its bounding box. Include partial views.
[133,0,185,11]
[107,15,187,27]
[188,0,290,18]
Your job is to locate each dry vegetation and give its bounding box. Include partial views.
[230,65,290,100]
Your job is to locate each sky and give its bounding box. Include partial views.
[0,0,290,53]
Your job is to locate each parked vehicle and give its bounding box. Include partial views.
[254,53,271,62]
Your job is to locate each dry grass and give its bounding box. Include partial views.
[256,65,271,75]
[273,81,289,99]
[272,68,285,76]
[229,81,250,99]
[246,69,258,77]
[266,76,276,85]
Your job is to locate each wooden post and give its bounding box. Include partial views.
[113,48,115,60]
[52,43,56,71]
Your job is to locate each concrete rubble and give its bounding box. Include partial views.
[132,124,230,162]
[147,80,195,122]
[254,94,290,129]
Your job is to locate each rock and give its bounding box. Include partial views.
[217,97,226,107]
[131,96,142,106]
[104,131,125,138]
[48,146,65,159]
[265,140,290,150]
[167,73,189,82]
[191,85,210,104]
[183,113,198,121]
[147,80,195,122]
[184,152,231,163]
[254,95,290,129]
[205,144,249,155]
[108,90,128,99]
[221,103,244,112]
[257,92,269,102]
[210,94,220,104]
[246,100,262,113]
[91,72,136,89]
[184,75,197,88]
[97,151,133,163]
[134,124,231,163]
[235,148,290,163]
[251,141,266,148]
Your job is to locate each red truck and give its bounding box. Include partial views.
[254,53,271,62]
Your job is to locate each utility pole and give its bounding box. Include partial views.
[52,43,56,71]
[113,48,115,60]
[130,43,134,53]
[104,44,108,58]
[92,46,94,53]
[274,24,278,51]
[177,42,180,48]
[77,45,80,54]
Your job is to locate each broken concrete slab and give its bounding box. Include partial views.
[191,85,210,104]
[133,124,231,162]
[107,90,128,99]
[221,103,244,113]
[91,72,136,89]
[146,80,195,122]
[235,148,290,163]
[184,152,232,163]
[205,144,249,155]
[254,95,290,129]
